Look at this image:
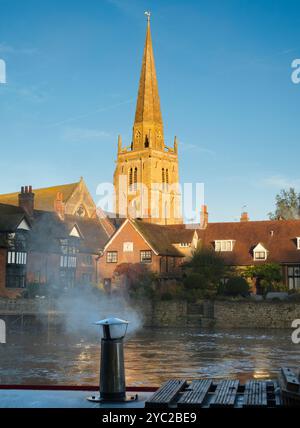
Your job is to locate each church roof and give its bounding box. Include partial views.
[134,17,163,126]
[0,182,79,212]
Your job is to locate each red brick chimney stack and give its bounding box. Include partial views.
[18,185,35,217]
[54,192,65,220]
[240,212,250,222]
[200,205,209,229]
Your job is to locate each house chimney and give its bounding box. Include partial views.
[18,185,35,217]
[200,205,208,229]
[240,212,249,222]
[54,192,65,220]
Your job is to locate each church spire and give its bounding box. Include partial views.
[133,12,164,150]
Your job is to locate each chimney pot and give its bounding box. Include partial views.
[19,185,35,216]
[240,212,249,222]
[200,205,209,229]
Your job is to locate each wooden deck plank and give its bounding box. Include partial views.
[177,379,212,408]
[145,379,187,408]
[243,380,267,408]
[210,380,239,408]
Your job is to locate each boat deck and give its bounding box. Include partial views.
[0,387,151,408]
[0,379,283,408]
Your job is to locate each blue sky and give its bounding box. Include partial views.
[0,0,299,222]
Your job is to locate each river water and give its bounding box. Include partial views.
[0,326,299,387]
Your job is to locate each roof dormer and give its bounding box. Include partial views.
[215,240,235,252]
[69,225,82,239]
[253,243,268,261]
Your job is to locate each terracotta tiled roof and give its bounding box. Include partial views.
[132,220,194,257]
[0,182,78,212]
[197,220,300,265]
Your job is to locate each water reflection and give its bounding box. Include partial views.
[0,327,298,386]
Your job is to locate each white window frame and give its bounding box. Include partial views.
[297,237,300,250]
[179,243,189,248]
[253,243,268,261]
[123,242,133,252]
[253,251,267,261]
[106,251,118,264]
[140,250,152,264]
[7,251,27,265]
[215,240,234,252]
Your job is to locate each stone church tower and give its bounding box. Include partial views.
[114,15,182,225]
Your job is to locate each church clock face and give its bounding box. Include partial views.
[75,204,86,217]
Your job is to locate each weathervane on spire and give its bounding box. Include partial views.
[144,11,151,23]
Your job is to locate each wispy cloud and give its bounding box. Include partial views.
[0,42,38,55]
[2,82,48,104]
[62,127,111,143]
[180,141,215,156]
[46,98,134,128]
[262,175,300,190]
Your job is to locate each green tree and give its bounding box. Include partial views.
[268,188,300,220]
[114,263,157,298]
[218,277,250,297]
[183,247,229,296]
[243,263,285,294]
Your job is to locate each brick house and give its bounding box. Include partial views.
[196,208,300,292]
[0,183,113,298]
[100,206,300,293]
[98,218,199,289]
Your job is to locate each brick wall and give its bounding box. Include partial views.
[98,221,162,281]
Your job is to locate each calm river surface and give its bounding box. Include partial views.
[0,327,299,386]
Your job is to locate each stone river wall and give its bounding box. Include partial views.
[1,298,300,329]
[132,299,300,329]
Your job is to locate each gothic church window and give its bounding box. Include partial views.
[135,131,141,146]
[134,167,138,191]
[129,168,133,189]
[75,204,86,217]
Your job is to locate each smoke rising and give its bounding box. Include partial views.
[54,287,143,340]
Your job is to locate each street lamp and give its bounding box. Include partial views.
[87,317,136,403]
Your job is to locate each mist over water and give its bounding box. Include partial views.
[51,287,143,340]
